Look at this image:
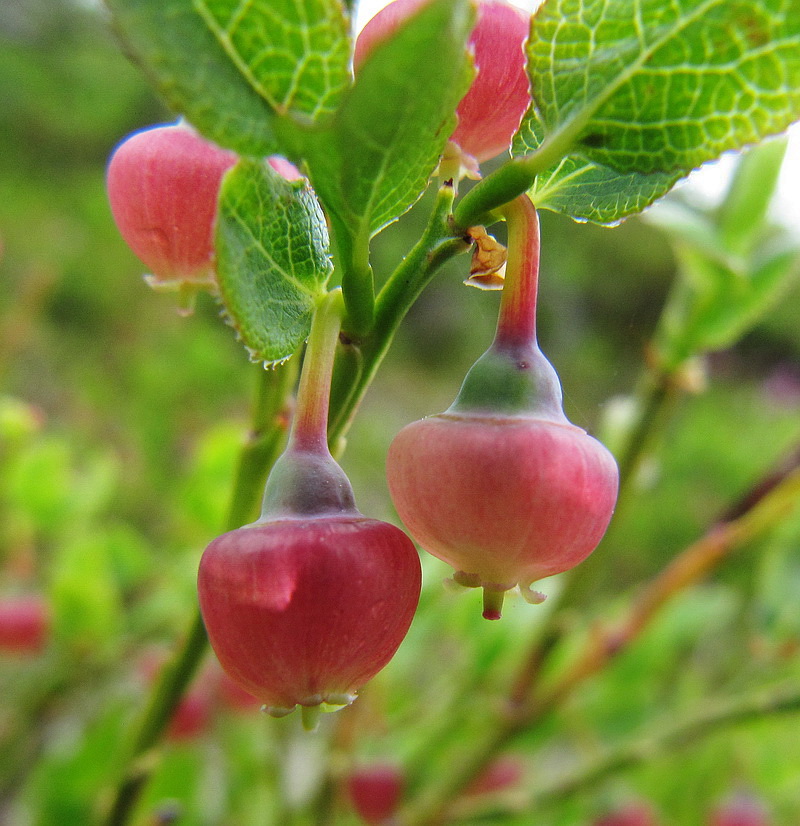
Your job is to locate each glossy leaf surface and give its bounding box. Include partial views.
[216,159,332,363]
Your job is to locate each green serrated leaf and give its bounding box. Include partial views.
[526,0,800,176]
[194,0,351,119]
[305,0,475,237]
[513,108,685,223]
[216,159,332,364]
[106,0,351,156]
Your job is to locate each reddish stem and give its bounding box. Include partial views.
[288,290,344,453]
[494,195,540,351]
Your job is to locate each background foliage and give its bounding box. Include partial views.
[1,0,800,824]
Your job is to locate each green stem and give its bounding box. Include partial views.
[102,611,210,826]
[614,368,676,490]
[532,681,800,809]
[311,773,338,826]
[403,719,522,826]
[453,680,800,821]
[453,124,582,230]
[100,359,297,826]
[290,290,345,452]
[546,366,680,613]
[333,217,375,340]
[453,158,536,231]
[327,182,471,444]
[0,657,76,803]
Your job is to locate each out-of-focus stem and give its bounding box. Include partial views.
[100,359,297,826]
[614,367,678,494]
[327,182,472,445]
[402,453,800,826]
[102,611,210,826]
[533,680,800,808]
[533,464,800,717]
[546,364,682,613]
[0,659,74,804]
[453,679,800,820]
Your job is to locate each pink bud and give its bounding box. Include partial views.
[354,0,531,168]
[198,516,421,718]
[106,122,237,293]
[463,755,525,797]
[0,595,50,655]
[388,414,618,609]
[594,802,660,826]
[347,763,405,825]
[386,197,618,619]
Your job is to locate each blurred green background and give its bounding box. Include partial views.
[1,1,799,824]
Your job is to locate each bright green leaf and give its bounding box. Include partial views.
[7,438,74,537]
[216,159,332,364]
[106,0,351,156]
[193,0,351,119]
[516,0,800,219]
[513,109,685,223]
[0,395,43,444]
[305,0,475,237]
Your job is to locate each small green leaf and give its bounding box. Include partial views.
[655,241,800,367]
[306,0,475,236]
[106,0,351,156]
[216,159,332,364]
[645,140,799,367]
[647,188,800,368]
[717,138,788,255]
[531,0,800,174]
[513,109,684,223]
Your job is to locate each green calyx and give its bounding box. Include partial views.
[447,195,568,422]
[265,694,357,733]
[446,343,567,422]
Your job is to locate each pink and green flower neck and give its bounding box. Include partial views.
[259,289,357,521]
[447,194,567,424]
